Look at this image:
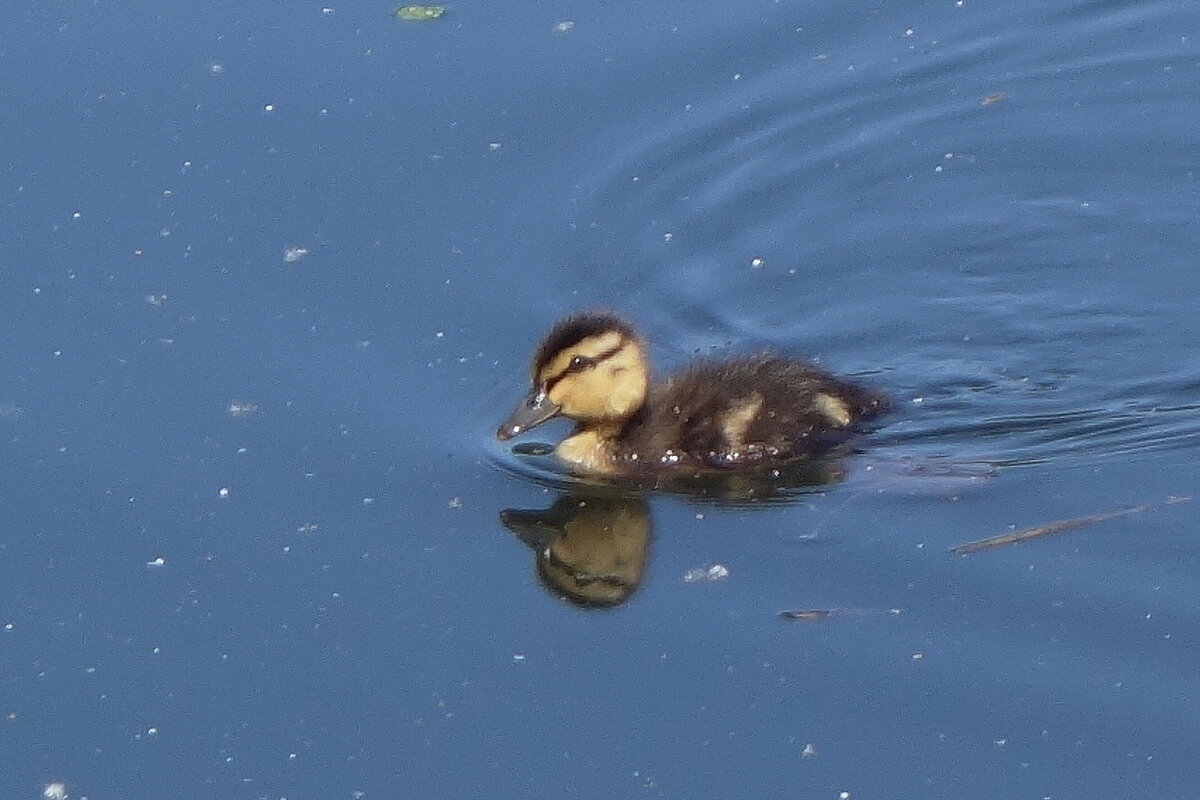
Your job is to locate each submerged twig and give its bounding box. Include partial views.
[950,495,1191,556]
[779,608,846,621]
[778,608,902,622]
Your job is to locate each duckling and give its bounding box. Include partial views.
[496,312,887,477]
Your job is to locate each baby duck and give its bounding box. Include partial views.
[497,312,887,477]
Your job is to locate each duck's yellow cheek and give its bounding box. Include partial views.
[556,431,618,476]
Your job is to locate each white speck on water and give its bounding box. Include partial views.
[218,487,230,498]
[684,564,729,583]
[227,400,259,418]
[43,782,68,800]
[283,246,310,264]
[146,557,165,568]
[554,20,574,33]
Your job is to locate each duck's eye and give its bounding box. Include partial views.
[567,355,594,373]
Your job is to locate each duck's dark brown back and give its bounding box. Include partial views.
[620,355,886,469]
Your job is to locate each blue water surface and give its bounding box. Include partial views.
[2,1,1199,798]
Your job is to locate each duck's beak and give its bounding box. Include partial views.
[497,389,561,440]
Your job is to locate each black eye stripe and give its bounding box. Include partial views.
[544,342,624,392]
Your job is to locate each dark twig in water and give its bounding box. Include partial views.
[950,495,1191,556]
[779,609,844,621]
[778,608,902,622]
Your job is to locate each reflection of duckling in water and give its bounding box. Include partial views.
[501,493,650,608]
[497,312,887,477]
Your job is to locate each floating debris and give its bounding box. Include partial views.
[43,783,68,800]
[950,495,1191,555]
[283,246,311,264]
[554,20,575,34]
[683,564,729,583]
[297,523,319,535]
[979,91,1008,107]
[396,5,445,21]
[145,293,168,308]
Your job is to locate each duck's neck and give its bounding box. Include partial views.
[555,419,634,476]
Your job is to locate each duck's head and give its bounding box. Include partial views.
[497,312,650,440]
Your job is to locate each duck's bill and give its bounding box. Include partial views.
[498,507,561,548]
[496,390,561,440]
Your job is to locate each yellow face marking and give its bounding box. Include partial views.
[814,393,852,427]
[542,338,649,423]
[721,393,763,449]
[537,331,624,385]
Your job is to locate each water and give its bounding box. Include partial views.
[2,1,1198,798]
